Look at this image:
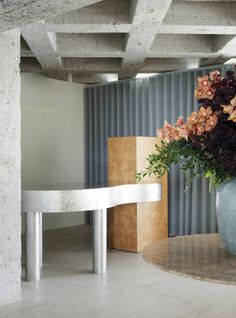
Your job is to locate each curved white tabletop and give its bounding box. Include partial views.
[22,183,162,213]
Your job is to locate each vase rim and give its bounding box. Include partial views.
[217,178,236,193]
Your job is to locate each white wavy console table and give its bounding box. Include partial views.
[22,183,162,282]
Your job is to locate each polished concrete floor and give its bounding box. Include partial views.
[1,225,236,318]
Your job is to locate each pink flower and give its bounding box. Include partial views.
[172,128,180,141]
[157,120,189,144]
[157,121,174,143]
[178,125,189,140]
[176,116,184,126]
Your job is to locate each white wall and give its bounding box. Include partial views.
[21,73,86,230]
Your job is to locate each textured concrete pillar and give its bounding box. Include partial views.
[0,29,21,306]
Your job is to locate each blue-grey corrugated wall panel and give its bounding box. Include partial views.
[84,65,234,236]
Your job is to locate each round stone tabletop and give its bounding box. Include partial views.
[143,234,236,285]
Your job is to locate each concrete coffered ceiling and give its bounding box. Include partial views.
[15,0,236,84]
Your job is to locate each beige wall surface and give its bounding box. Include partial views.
[21,73,86,230]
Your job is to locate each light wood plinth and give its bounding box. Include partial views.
[108,137,168,253]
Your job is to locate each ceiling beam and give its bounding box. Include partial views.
[45,0,130,34]
[56,34,221,59]
[19,0,236,84]
[45,0,236,36]
[141,58,199,72]
[62,58,122,72]
[22,22,62,72]
[20,57,119,84]
[45,23,132,34]
[119,0,173,79]
[73,73,118,84]
[149,34,217,58]
[156,25,236,35]
[215,35,236,57]
[160,1,236,35]
[200,35,236,66]
[0,0,103,32]
[60,57,200,74]
[56,33,125,58]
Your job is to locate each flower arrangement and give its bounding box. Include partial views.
[137,69,236,188]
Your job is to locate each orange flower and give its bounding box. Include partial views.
[187,112,198,125]
[198,75,209,87]
[157,121,174,143]
[205,88,215,99]
[172,128,180,141]
[221,95,236,122]
[194,88,205,99]
[157,120,190,144]
[205,114,218,131]
[194,75,215,100]
[210,71,221,82]
[158,105,218,144]
[176,116,184,126]
[186,106,218,136]
[230,96,236,107]
[199,106,212,117]
[228,110,236,123]
[222,104,234,114]
[195,124,205,135]
[178,125,189,140]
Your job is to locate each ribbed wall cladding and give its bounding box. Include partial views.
[84,64,234,236]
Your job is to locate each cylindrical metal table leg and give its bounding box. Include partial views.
[39,212,43,267]
[93,209,107,274]
[26,212,41,282]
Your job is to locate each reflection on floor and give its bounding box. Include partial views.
[1,225,236,318]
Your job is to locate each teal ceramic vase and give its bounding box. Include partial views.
[216,179,236,255]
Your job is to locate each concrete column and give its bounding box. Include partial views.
[0,29,21,306]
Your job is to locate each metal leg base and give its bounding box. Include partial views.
[26,212,42,282]
[93,209,107,274]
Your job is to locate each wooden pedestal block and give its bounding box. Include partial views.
[108,137,168,252]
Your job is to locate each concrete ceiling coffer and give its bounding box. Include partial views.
[19,0,236,84]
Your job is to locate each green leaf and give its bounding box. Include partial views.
[137,138,232,190]
[204,170,212,178]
